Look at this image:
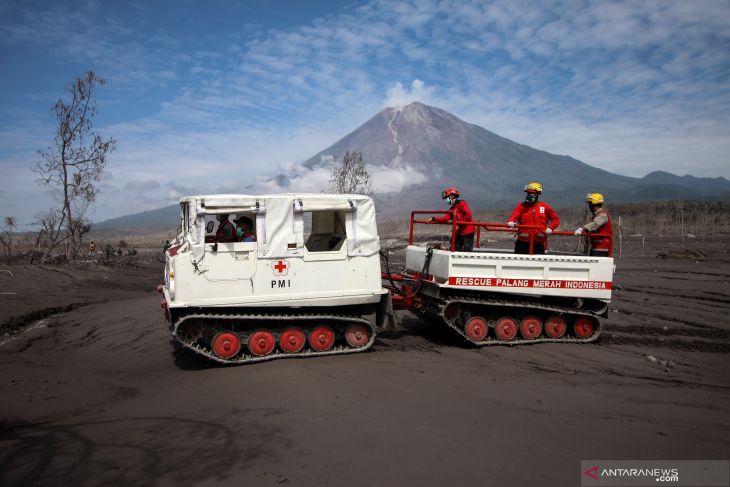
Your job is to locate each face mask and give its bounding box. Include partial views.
[236,227,244,239]
[525,193,538,203]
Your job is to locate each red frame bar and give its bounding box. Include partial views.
[408,210,613,256]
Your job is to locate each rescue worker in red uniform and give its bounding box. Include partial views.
[575,193,612,257]
[215,214,236,242]
[507,182,560,254]
[427,187,476,251]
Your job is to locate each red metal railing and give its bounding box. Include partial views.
[408,210,613,256]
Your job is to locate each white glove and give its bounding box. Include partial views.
[546,228,553,234]
[574,228,583,236]
[507,221,516,228]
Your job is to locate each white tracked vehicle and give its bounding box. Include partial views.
[160,194,390,364]
[160,194,615,364]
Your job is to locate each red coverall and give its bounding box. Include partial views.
[508,201,560,244]
[216,220,236,242]
[433,200,476,235]
[433,200,476,251]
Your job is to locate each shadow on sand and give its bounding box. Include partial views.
[0,409,289,487]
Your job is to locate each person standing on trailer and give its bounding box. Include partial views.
[427,187,476,251]
[507,182,560,254]
[574,193,612,256]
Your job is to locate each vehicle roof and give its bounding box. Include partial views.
[182,193,380,261]
[179,193,373,204]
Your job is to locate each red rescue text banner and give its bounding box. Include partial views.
[448,277,612,290]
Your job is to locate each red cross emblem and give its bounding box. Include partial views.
[272,260,289,276]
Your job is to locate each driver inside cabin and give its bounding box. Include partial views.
[234,215,256,242]
[214,214,236,242]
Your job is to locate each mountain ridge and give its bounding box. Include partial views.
[94,102,730,229]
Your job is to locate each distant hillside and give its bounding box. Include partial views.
[94,204,179,230]
[640,171,730,194]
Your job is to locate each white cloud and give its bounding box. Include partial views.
[383,79,435,108]
[257,165,332,194]
[255,163,428,196]
[370,164,427,192]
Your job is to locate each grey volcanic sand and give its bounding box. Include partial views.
[1,241,728,486]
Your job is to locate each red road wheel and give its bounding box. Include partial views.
[544,315,567,339]
[573,317,596,339]
[211,332,241,359]
[279,328,306,353]
[248,330,276,356]
[494,317,519,341]
[344,324,371,348]
[464,316,488,341]
[519,315,543,340]
[308,325,335,352]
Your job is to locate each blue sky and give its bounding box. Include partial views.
[1,0,729,227]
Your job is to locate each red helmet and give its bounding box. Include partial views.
[441,187,460,199]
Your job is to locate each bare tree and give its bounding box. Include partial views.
[33,70,116,260]
[329,151,374,196]
[30,209,64,264]
[0,216,18,262]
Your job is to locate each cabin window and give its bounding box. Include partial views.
[303,210,346,252]
[204,213,257,243]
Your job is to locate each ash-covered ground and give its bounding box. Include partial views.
[1,237,728,486]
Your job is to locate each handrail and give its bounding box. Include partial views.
[409,210,613,256]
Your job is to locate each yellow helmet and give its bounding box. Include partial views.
[523,182,542,193]
[586,193,604,204]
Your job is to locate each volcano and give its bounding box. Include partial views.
[302,102,729,215]
[95,102,730,228]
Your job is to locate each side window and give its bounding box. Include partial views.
[204,215,217,242]
[304,210,346,252]
[204,213,257,243]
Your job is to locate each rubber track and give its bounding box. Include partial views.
[425,295,602,346]
[172,312,375,364]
